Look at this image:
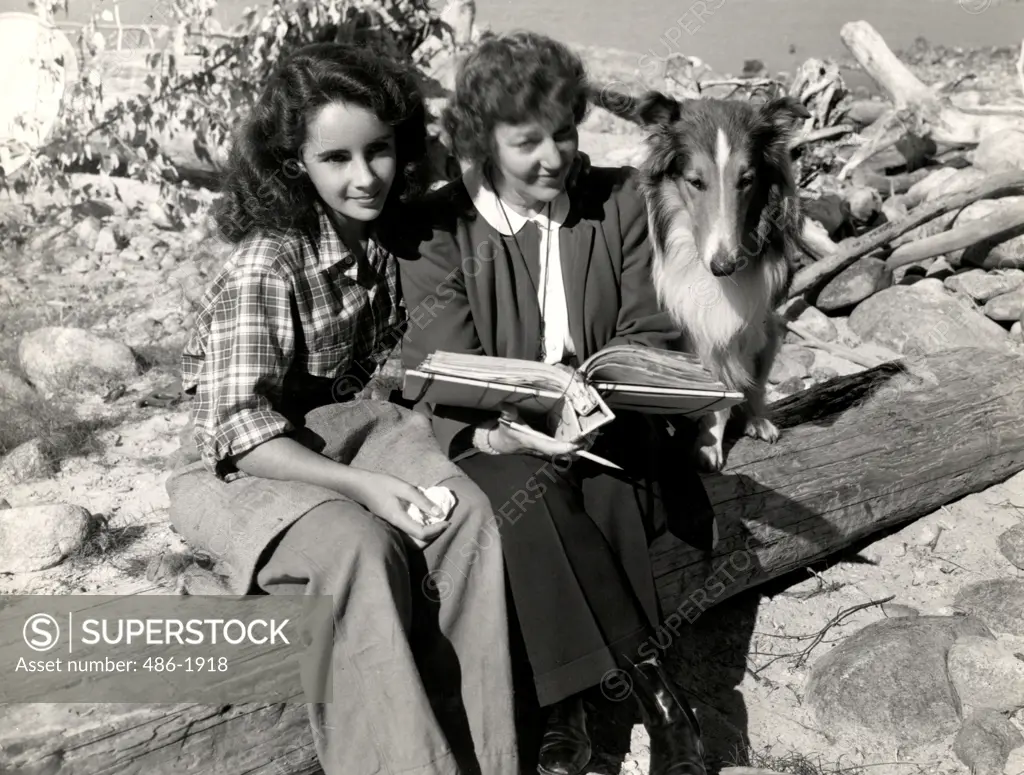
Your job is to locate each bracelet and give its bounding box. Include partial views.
[475,422,500,455]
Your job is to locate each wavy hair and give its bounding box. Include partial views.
[442,31,590,172]
[212,41,428,243]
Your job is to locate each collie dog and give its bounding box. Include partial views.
[604,89,808,471]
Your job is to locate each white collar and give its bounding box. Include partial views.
[463,165,570,236]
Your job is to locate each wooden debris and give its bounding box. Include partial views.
[790,171,1024,300]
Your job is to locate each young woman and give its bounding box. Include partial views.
[399,31,714,775]
[165,42,519,775]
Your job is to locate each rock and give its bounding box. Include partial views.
[0,439,56,488]
[68,255,98,273]
[984,286,1024,322]
[880,602,919,618]
[93,226,120,255]
[805,615,994,750]
[924,166,991,201]
[794,306,838,342]
[925,257,956,280]
[948,636,1024,713]
[0,498,9,509]
[147,201,178,230]
[17,327,141,396]
[944,268,1024,303]
[0,368,36,403]
[768,349,810,384]
[954,578,1024,636]
[817,257,892,314]
[881,193,909,223]
[0,504,91,573]
[972,128,1024,174]
[810,366,839,382]
[905,166,959,207]
[775,375,805,397]
[847,186,881,222]
[73,216,102,250]
[848,284,1009,355]
[1013,320,1022,342]
[997,524,1024,569]
[70,198,116,220]
[953,709,1024,775]
[168,264,207,305]
[954,197,1024,270]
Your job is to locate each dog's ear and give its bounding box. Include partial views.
[757,96,811,134]
[635,90,682,127]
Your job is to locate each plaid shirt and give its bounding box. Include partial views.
[181,202,403,480]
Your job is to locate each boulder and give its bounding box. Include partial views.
[0,503,91,573]
[953,578,1024,636]
[983,286,1024,323]
[0,439,56,488]
[816,257,891,314]
[997,523,1024,570]
[947,636,1024,713]
[805,615,993,750]
[18,327,141,396]
[953,709,1024,775]
[972,128,1024,174]
[848,284,1009,355]
[944,268,1024,303]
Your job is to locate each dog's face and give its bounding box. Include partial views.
[636,92,808,277]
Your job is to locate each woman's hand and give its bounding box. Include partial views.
[343,471,450,549]
[478,406,582,458]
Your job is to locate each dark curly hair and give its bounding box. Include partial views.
[442,31,590,172]
[213,41,428,243]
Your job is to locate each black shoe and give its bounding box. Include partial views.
[537,695,592,775]
[628,658,707,775]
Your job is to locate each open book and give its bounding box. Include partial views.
[402,344,745,443]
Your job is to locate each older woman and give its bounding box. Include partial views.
[398,31,714,775]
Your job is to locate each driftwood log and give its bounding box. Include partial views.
[836,20,1024,180]
[4,346,1024,773]
[789,170,1024,299]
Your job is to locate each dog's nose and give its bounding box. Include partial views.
[709,252,738,277]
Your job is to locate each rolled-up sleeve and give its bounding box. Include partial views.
[193,268,296,478]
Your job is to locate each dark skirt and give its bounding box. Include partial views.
[457,413,714,707]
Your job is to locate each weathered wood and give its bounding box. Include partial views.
[1,701,322,774]
[840,21,1024,147]
[4,347,1024,774]
[650,346,1024,616]
[885,201,1024,270]
[789,170,1024,299]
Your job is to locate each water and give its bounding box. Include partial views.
[1,0,1021,73]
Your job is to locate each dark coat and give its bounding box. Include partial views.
[396,165,716,550]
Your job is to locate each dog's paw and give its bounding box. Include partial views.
[744,416,779,443]
[695,443,725,473]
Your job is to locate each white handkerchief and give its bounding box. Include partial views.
[406,485,457,526]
